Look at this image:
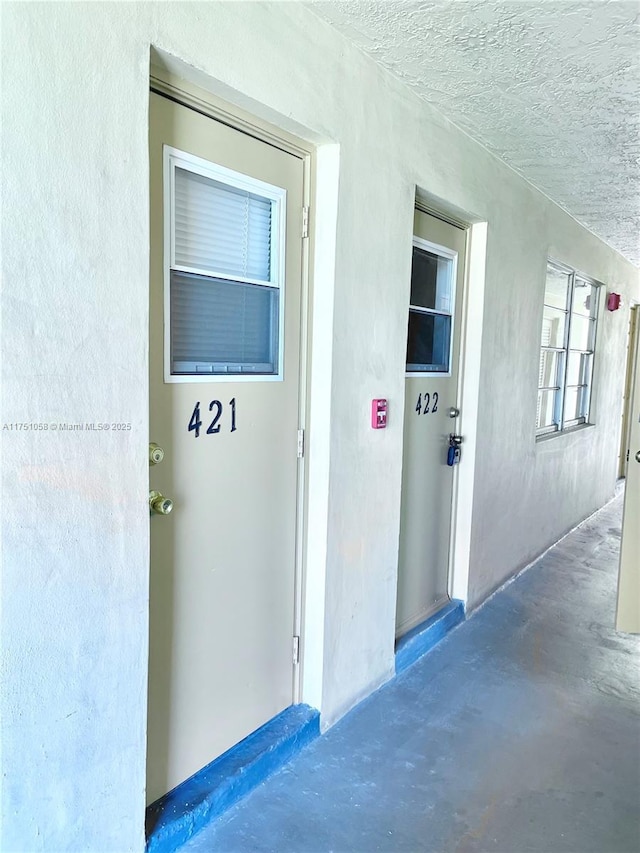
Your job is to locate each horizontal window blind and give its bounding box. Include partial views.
[171,272,278,373]
[174,167,273,283]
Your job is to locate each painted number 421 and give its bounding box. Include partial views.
[188,399,237,437]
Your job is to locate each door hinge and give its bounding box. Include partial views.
[292,635,300,665]
[297,428,305,459]
[302,206,309,239]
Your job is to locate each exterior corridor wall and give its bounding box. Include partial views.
[2,3,638,850]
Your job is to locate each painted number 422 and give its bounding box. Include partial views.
[416,392,438,415]
[188,399,237,437]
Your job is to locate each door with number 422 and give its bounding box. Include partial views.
[147,91,305,803]
[396,210,466,638]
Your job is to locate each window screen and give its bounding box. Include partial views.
[171,273,278,374]
[167,156,282,377]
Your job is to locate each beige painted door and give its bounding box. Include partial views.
[147,93,305,802]
[616,312,640,634]
[396,211,466,638]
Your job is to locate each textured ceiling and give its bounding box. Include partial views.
[310,1,640,266]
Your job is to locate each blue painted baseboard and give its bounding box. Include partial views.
[145,605,462,851]
[146,704,320,853]
[395,600,465,675]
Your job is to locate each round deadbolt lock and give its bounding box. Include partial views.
[149,443,165,465]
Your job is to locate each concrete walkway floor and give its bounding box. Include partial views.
[180,495,640,853]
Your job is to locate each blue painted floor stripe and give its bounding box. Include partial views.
[175,497,637,853]
[146,703,320,853]
[395,599,465,674]
[146,602,461,851]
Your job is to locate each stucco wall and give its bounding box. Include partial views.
[468,204,639,608]
[2,2,638,850]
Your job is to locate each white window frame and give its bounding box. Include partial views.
[405,236,458,379]
[163,145,287,383]
[536,259,602,438]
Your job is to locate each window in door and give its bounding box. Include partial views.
[164,147,286,381]
[406,242,456,374]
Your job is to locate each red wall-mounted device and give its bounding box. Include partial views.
[607,292,621,312]
[371,399,388,429]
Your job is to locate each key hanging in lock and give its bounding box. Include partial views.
[447,445,461,466]
[447,433,462,466]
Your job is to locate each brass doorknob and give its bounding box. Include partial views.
[149,490,173,515]
[149,443,165,465]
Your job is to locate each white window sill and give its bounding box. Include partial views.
[536,422,595,443]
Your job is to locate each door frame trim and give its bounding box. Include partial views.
[448,219,488,606]
[618,303,640,478]
[148,67,315,712]
[616,300,640,633]
[150,74,313,161]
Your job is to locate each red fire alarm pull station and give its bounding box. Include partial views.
[607,292,622,312]
[371,399,388,429]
